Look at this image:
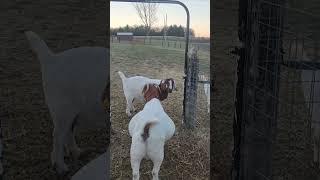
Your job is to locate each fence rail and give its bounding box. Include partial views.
[110,35,210,51]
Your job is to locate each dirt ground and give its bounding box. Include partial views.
[110,43,210,179]
[1,0,108,179]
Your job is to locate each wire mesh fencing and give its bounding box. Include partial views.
[233,0,320,179]
[183,43,210,129]
[184,47,199,128]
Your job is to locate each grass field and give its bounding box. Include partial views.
[110,42,210,179]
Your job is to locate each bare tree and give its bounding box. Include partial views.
[133,2,159,38]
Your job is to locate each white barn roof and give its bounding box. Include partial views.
[117,32,133,36]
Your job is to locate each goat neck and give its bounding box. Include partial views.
[142,84,161,102]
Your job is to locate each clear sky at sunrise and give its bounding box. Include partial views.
[110,0,210,37]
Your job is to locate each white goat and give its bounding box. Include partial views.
[295,41,320,167]
[129,98,175,180]
[118,71,177,116]
[199,75,210,113]
[25,31,109,175]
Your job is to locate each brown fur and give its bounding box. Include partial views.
[141,122,157,141]
[142,84,161,102]
[142,78,175,102]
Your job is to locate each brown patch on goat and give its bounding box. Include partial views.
[142,79,175,102]
[141,122,157,141]
[142,84,161,102]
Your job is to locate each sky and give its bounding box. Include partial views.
[110,0,210,37]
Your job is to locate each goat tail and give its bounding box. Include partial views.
[141,121,157,142]
[25,31,53,60]
[118,71,127,82]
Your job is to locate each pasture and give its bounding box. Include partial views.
[110,41,210,179]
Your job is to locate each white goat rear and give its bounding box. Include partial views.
[129,98,175,180]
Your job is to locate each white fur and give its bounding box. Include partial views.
[118,71,176,116]
[199,75,210,113]
[204,83,210,113]
[25,31,109,174]
[128,98,175,180]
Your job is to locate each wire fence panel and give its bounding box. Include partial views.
[233,0,320,179]
[184,48,199,128]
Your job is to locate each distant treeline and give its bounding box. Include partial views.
[110,24,195,37]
